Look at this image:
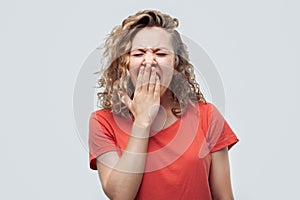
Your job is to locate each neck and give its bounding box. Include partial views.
[160,89,173,111]
[149,89,178,131]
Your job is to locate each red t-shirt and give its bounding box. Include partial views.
[89,102,239,199]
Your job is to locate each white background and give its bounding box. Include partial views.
[1,0,299,199]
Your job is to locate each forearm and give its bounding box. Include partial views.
[103,64,159,199]
[210,148,234,200]
[105,123,150,200]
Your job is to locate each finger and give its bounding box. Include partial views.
[121,93,133,111]
[153,75,160,100]
[148,67,156,92]
[135,66,145,91]
[141,63,151,91]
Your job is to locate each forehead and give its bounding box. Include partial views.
[131,27,173,49]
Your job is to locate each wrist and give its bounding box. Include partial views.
[134,118,152,129]
[131,122,151,138]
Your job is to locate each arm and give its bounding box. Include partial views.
[96,64,160,200]
[96,124,150,200]
[210,147,234,200]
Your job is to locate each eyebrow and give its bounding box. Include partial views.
[130,48,172,53]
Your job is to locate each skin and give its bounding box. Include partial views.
[96,27,234,200]
[126,27,177,129]
[128,27,175,98]
[210,147,234,200]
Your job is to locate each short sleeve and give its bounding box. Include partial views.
[205,103,239,153]
[88,111,118,170]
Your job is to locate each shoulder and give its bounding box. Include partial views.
[183,101,213,116]
[90,108,114,123]
[195,101,214,113]
[92,108,112,117]
[183,102,214,123]
[190,102,220,124]
[89,109,117,135]
[196,102,225,121]
[90,108,131,127]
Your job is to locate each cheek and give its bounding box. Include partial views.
[157,56,175,67]
[129,57,143,69]
[160,57,175,86]
[128,58,141,86]
[162,68,174,84]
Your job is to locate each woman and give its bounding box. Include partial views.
[89,10,239,200]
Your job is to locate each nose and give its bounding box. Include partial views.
[143,51,157,65]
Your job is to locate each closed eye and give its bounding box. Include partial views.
[156,53,167,57]
[132,53,143,57]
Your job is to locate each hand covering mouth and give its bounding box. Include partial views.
[156,73,161,81]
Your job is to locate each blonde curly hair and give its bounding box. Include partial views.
[96,9,206,118]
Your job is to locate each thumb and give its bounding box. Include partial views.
[119,92,132,111]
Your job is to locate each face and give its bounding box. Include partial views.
[128,27,175,96]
